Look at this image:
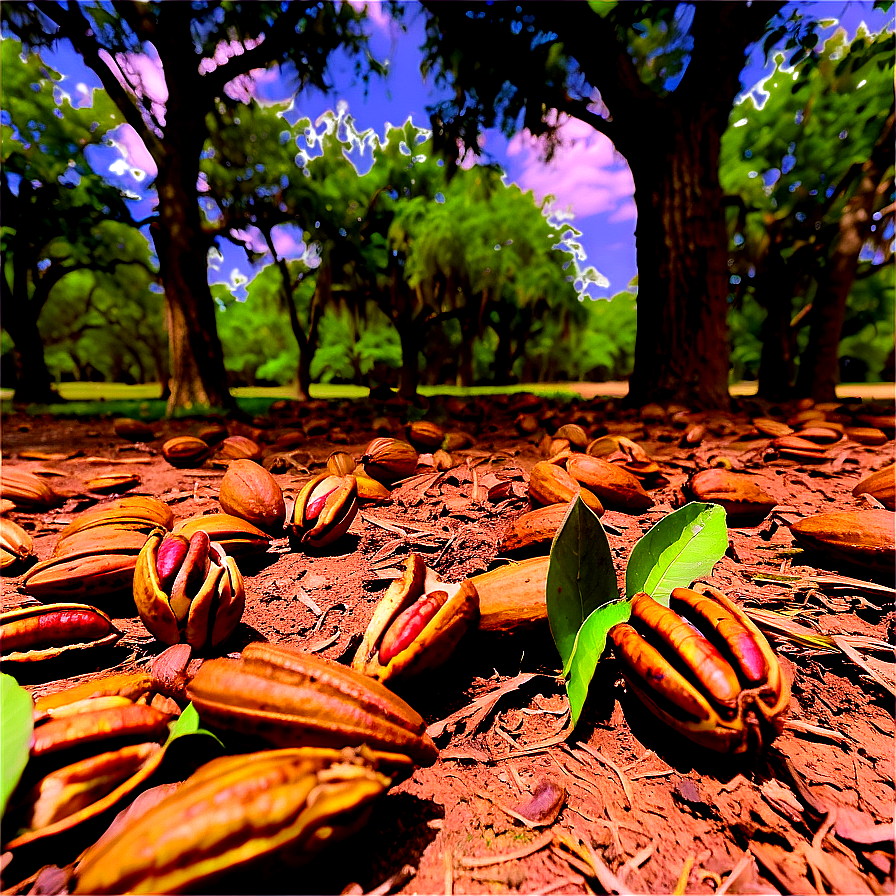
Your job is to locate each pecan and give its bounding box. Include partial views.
[609,585,790,753]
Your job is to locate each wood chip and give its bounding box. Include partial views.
[460,830,553,868]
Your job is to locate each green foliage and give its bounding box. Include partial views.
[1,673,33,819]
[721,25,895,385]
[625,504,728,602]
[548,502,729,731]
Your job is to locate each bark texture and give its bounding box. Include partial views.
[795,109,895,401]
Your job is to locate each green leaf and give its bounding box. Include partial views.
[625,503,728,605]
[566,599,632,729]
[1,673,33,818]
[546,497,618,676]
[165,702,224,748]
[588,0,618,17]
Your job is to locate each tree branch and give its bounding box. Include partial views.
[197,3,305,104]
[34,1,165,162]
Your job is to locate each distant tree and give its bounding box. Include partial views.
[415,3,857,407]
[722,26,894,400]
[0,39,154,402]
[3,2,370,411]
[38,226,166,385]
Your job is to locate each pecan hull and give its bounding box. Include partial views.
[610,585,790,753]
[187,642,438,766]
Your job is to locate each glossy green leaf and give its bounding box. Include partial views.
[165,702,224,748]
[566,599,632,729]
[1,673,33,819]
[625,502,728,605]
[547,497,618,675]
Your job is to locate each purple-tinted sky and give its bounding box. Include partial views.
[33,1,893,298]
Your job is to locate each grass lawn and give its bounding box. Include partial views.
[1,380,891,419]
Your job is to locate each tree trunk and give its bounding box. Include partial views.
[795,110,895,402]
[623,110,731,409]
[397,318,420,399]
[5,308,58,403]
[153,137,234,413]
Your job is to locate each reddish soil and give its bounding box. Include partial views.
[1,392,894,895]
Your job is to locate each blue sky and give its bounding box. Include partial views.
[32,1,894,300]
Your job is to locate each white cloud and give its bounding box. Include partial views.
[107,123,158,179]
[506,116,635,222]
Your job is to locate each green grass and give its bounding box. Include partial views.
[2,379,892,420]
[0,381,598,420]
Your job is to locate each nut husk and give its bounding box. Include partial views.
[172,513,271,556]
[134,530,245,651]
[219,459,285,534]
[685,469,777,522]
[852,464,895,510]
[789,509,895,573]
[1,468,61,510]
[361,438,418,486]
[527,461,604,516]
[217,435,263,462]
[57,497,174,544]
[406,420,445,451]
[565,455,653,512]
[186,642,438,766]
[498,504,569,555]
[1,517,35,571]
[1,603,122,662]
[289,474,359,548]
[73,747,393,895]
[470,557,550,633]
[161,437,211,468]
[352,553,479,682]
[113,419,155,442]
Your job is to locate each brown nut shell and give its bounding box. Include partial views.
[528,461,604,516]
[217,435,263,462]
[610,585,790,753]
[685,469,777,523]
[289,474,359,548]
[498,504,569,555]
[789,509,895,573]
[172,513,271,556]
[852,464,895,510]
[361,438,418,486]
[219,459,286,534]
[565,455,653,512]
[161,436,211,468]
[186,642,438,766]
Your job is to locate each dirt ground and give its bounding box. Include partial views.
[1,390,894,895]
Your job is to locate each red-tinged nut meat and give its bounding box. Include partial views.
[133,529,245,652]
[352,553,479,682]
[609,586,789,753]
[289,473,359,548]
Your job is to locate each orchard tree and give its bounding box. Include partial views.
[722,26,894,399]
[0,39,152,402]
[3,1,370,412]
[416,2,850,408]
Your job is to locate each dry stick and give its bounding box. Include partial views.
[673,855,695,895]
[583,840,634,896]
[715,851,755,896]
[460,830,554,869]
[785,719,851,745]
[444,848,454,896]
[618,839,656,884]
[565,744,633,808]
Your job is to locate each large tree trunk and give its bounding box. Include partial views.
[397,317,420,399]
[795,110,895,401]
[153,132,233,414]
[4,307,57,403]
[624,111,731,409]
